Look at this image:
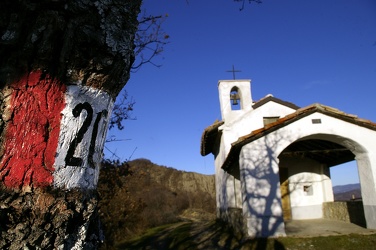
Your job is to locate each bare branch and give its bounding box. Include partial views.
[104,145,122,161]
[132,10,169,72]
[234,0,262,11]
[105,135,131,143]
[109,90,136,130]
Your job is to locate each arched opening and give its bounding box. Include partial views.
[278,135,366,227]
[331,161,361,201]
[230,87,241,110]
[329,160,364,226]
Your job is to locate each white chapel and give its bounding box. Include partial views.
[201,79,376,237]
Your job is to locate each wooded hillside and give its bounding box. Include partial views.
[97,158,216,248]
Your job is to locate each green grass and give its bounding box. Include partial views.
[115,221,376,250]
[116,222,193,250]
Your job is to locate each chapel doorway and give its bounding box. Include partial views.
[279,167,292,221]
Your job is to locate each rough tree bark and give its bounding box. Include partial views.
[0,0,141,249]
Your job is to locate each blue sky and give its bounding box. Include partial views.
[106,0,376,186]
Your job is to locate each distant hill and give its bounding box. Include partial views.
[97,158,216,248]
[333,183,361,201]
[97,159,364,248]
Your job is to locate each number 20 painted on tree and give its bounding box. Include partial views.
[65,102,108,168]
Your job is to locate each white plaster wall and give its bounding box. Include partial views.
[281,157,332,219]
[321,165,334,202]
[216,101,296,216]
[226,101,296,137]
[214,136,230,213]
[218,80,253,123]
[215,91,297,228]
[215,134,243,214]
[240,112,376,229]
[234,177,242,208]
[220,101,297,161]
[239,145,286,237]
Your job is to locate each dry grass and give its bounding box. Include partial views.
[116,220,376,250]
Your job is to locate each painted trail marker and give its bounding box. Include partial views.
[54,85,113,189]
[0,71,113,190]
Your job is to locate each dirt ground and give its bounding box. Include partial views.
[285,219,376,237]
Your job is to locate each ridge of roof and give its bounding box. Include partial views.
[252,95,300,110]
[222,103,376,171]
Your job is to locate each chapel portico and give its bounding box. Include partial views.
[201,79,376,237]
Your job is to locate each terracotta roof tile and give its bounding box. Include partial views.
[222,103,376,171]
[200,95,299,157]
[200,120,224,156]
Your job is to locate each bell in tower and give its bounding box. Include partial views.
[230,87,241,109]
[218,79,253,122]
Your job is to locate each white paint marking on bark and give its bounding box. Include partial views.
[53,85,114,189]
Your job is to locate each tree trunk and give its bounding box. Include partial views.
[0,0,141,248]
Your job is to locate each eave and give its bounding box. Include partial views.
[200,121,224,156]
[222,103,376,171]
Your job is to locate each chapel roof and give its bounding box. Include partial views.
[252,94,300,110]
[200,120,224,156]
[221,103,376,171]
[200,95,299,156]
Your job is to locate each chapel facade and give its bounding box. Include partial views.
[201,79,376,237]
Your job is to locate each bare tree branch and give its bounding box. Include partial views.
[132,10,169,72]
[109,90,136,130]
[107,11,169,131]
[234,0,262,11]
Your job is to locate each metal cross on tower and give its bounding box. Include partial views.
[226,65,241,79]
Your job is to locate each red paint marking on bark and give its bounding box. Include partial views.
[0,71,66,189]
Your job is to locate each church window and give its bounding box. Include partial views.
[312,119,322,124]
[304,185,313,196]
[263,116,280,126]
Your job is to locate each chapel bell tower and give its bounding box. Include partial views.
[218,80,253,122]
